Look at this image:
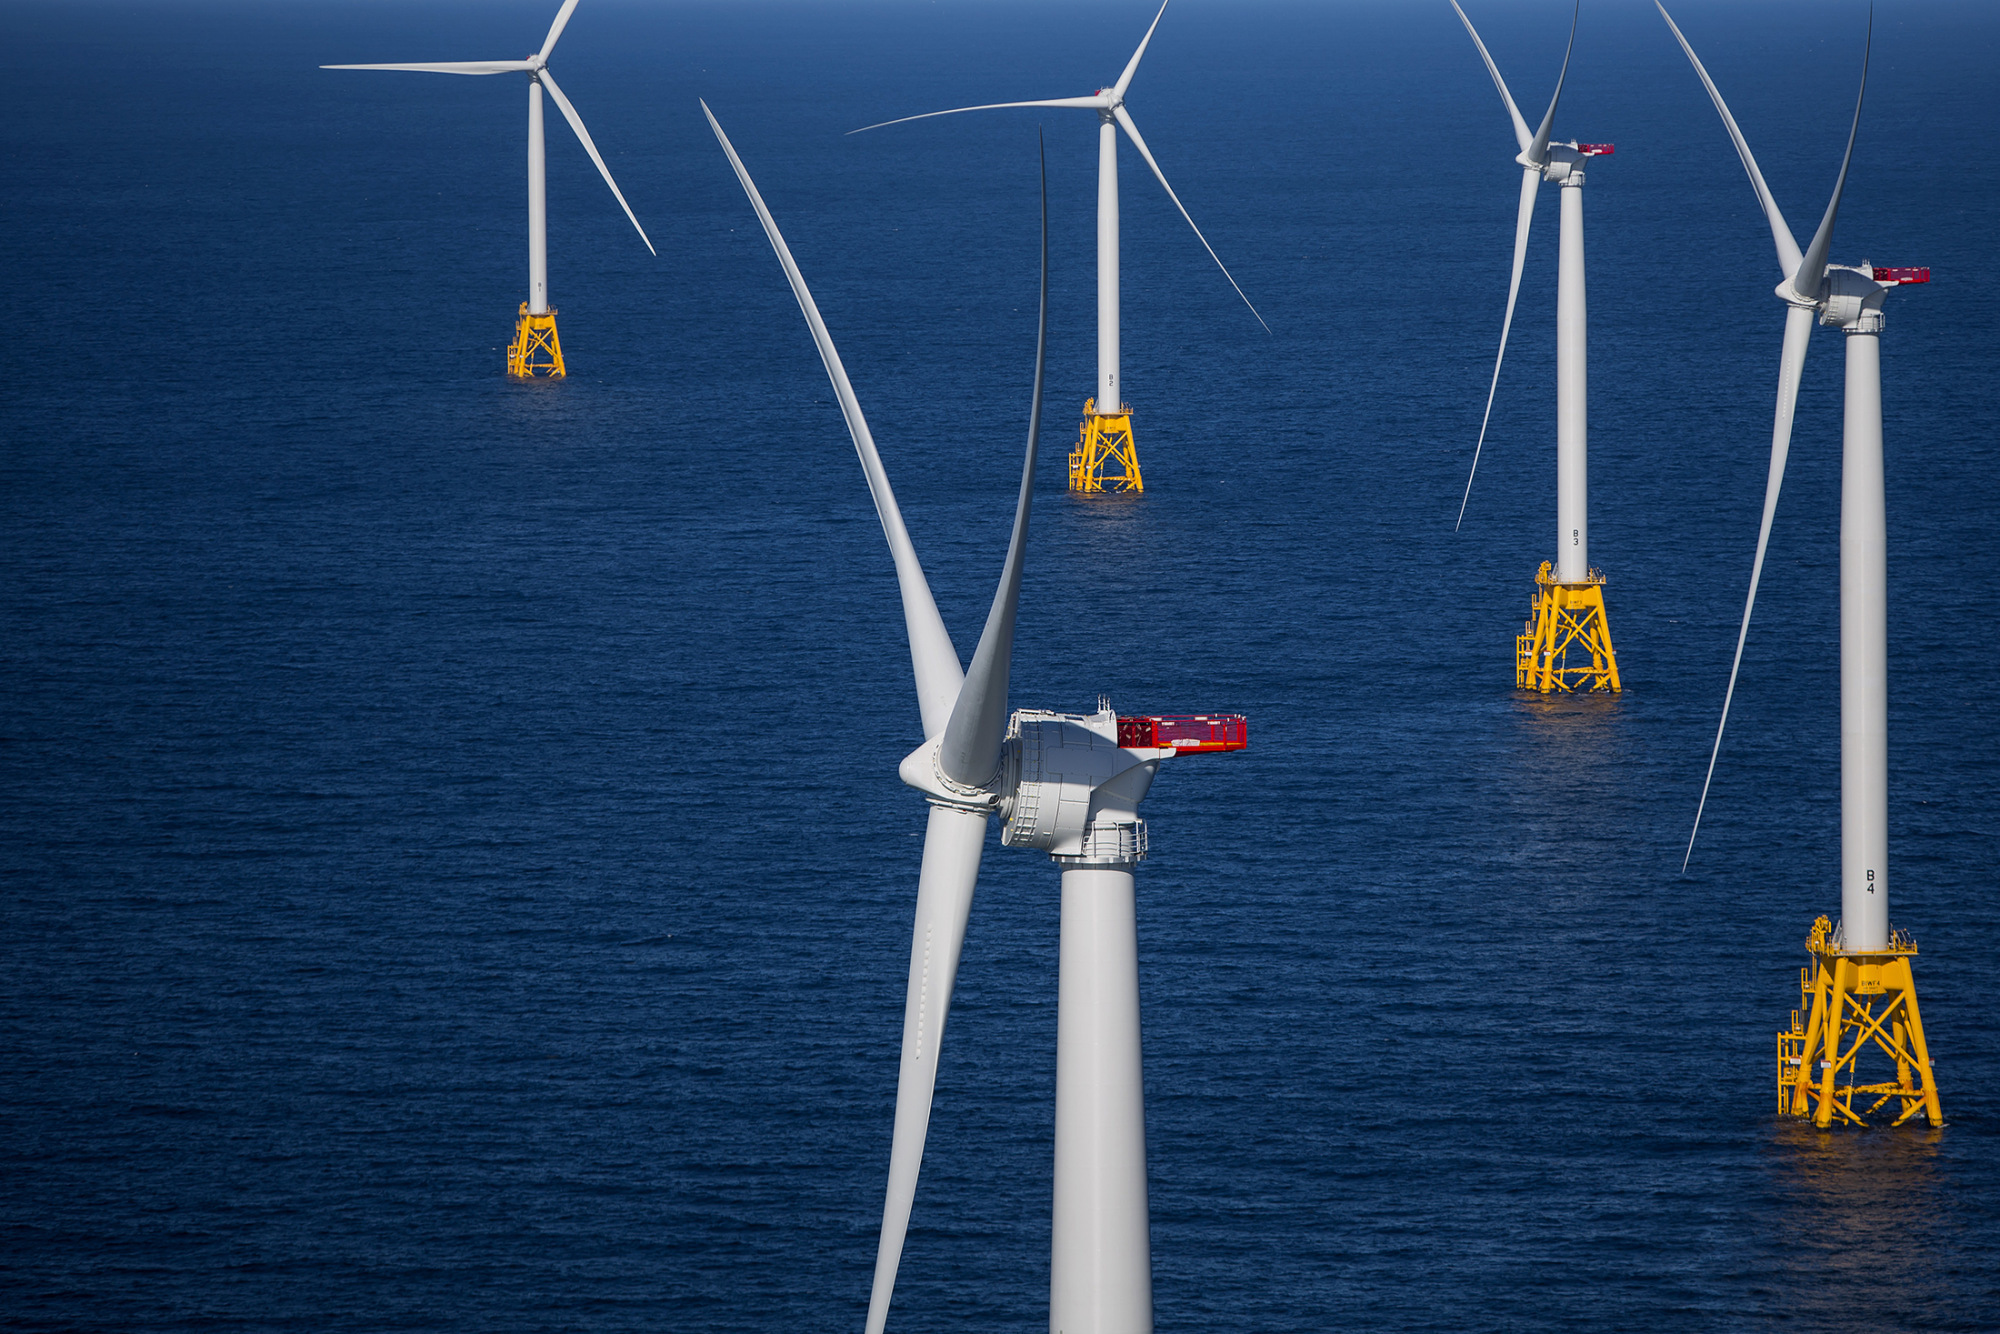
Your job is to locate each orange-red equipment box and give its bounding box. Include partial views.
[1116,714,1248,754]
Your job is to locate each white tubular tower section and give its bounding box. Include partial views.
[1097,112,1121,413]
[1051,862,1153,1334]
[527,78,549,315]
[1555,169,1588,582]
[1839,307,1889,951]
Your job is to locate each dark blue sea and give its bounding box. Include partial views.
[5,0,1998,1328]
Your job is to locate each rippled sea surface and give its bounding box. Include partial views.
[5,1,1998,1329]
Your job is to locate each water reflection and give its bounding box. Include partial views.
[1045,491,1159,610]
[1499,690,1633,870]
[1510,687,1628,734]
[1060,492,1149,543]
[1757,1122,1965,1327]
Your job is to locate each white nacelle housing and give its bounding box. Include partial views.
[998,706,1165,864]
[897,702,1176,866]
[1819,264,1890,332]
[1540,142,1584,183]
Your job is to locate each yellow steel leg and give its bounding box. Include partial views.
[1545,585,1565,690]
[1891,959,1945,1127]
[1516,560,1621,692]
[1812,959,1854,1127]
[1787,957,1830,1118]
[507,303,565,379]
[1068,398,1141,493]
[1784,914,1942,1128]
[1538,584,1560,692]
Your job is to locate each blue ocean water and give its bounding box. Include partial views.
[5,0,1998,1329]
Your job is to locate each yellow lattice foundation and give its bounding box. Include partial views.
[1778,915,1942,1127]
[507,303,565,379]
[1515,560,1620,692]
[1069,398,1141,493]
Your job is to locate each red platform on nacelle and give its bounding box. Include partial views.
[1117,714,1248,753]
[1874,266,1930,285]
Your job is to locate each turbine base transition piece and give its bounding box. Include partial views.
[1778,914,1943,1127]
[1070,398,1141,493]
[508,303,565,379]
[1516,560,1621,692]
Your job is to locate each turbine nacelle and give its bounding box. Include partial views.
[1769,262,1929,326]
[1817,262,1929,331]
[1820,264,1893,330]
[1539,144,1584,182]
[1532,141,1612,181]
[996,706,1164,861]
[898,704,1249,863]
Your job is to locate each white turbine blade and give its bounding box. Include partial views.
[1526,2,1577,166]
[864,804,988,1334]
[703,101,964,736]
[840,98,1104,136]
[1112,0,1172,99]
[1656,3,1802,282]
[539,70,655,255]
[1685,303,1816,870]
[1450,0,1532,155]
[1457,165,1540,529]
[320,60,531,74]
[938,138,1048,790]
[1113,105,1268,332]
[539,0,581,61]
[1791,18,1870,305]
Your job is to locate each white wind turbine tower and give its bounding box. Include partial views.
[1662,3,1941,1129]
[323,0,654,379]
[1452,2,1622,693]
[853,0,1265,494]
[702,104,1247,1334]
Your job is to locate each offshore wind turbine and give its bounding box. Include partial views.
[1663,3,1941,1127]
[323,0,654,379]
[703,104,1247,1333]
[852,0,1266,494]
[1452,2,1622,692]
